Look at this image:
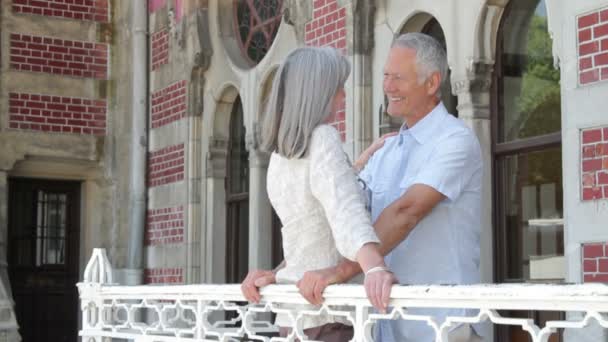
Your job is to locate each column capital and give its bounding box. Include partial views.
[246,122,270,168]
[452,61,494,95]
[206,137,228,178]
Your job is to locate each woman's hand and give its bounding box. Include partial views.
[241,269,276,303]
[354,132,398,171]
[364,268,396,313]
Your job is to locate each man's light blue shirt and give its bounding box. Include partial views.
[359,102,482,341]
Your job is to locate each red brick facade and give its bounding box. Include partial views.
[10,33,108,79]
[150,80,187,129]
[144,268,183,284]
[148,0,167,13]
[146,205,185,246]
[583,242,608,282]
[578,6,608,85]
[151,29,169,71]
[304,0,347,141]
[12,0,109,22]
[581,126,608,200]
[148,143,185,187]
[8,92,106,135]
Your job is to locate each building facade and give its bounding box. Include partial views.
[1,0,607,341]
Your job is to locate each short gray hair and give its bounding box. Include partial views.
[261,47,350,158]
[392,33,448,91]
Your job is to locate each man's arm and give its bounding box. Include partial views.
[297,184,445,301]
[335,184,445,280]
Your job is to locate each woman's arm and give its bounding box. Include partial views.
[353,132,398,171]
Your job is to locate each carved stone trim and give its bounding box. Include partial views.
[452,62,494,95]
[206,137,228,178]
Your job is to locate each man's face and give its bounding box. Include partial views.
[383,47,436,121]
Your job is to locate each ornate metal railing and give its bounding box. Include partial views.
[78,249,608,341]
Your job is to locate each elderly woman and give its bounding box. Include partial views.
[240,47,394,341]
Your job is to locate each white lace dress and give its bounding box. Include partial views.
[267,124,379,329]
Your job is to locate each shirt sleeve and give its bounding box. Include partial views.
[308,125,380,261]
[410,130,482,201]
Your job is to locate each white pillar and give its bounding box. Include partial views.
[246,128,272,270]
[0,170,21,341]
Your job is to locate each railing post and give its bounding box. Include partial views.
[78,248,114,342]
[354,304,371,342]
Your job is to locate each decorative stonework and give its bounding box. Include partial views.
[146,206,185,246]
[12,0,109,22]
[583,242,608,282]
[144,268,184,284]
[150,80,187,129]
[8,92,106,135]
[148,143,185,187]
[10,33,108,79]
[577,6,608,85]
[581,126,608,201]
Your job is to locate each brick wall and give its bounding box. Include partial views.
[304,0,347,141]
[581,126,608,200]
[10,33,108,79]
[150,80,186,128]
[12,0,109,22]
[583,242,608,282]
[151,29,169,71]
[144,268,183,284]
[578,7,608,85]
[148,143,185,187]
[149,0,167,13]
[8,92,106,135]
[146,205,184,246]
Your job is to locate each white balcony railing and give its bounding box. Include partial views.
[78,249,608,342]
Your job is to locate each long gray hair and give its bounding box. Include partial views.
[392,33,447,93]
[261,47,350,158]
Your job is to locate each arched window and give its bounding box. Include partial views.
[492,0,563,340]
[421,18,458,117]
[234,0,283,66]
[226,97,249,283]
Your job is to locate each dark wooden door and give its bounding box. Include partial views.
[8,178,81,342]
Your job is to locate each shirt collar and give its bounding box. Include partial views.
[399,102,448,145]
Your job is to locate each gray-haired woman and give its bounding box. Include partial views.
[240,46,395,341]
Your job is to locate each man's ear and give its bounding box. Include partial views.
[425,71,442,96]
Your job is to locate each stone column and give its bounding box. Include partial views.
[0,170,20,341]
[204,137,228,283]
[452,61,494,284]
[246,125,273,271]
[351,0,376,156]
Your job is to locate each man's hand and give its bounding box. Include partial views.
[364,270,396,313]
[296,267,340,306]
[241,269,276,303]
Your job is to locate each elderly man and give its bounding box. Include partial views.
[302,32,483,341]
[244,32,483,341]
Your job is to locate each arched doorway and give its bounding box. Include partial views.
[492,0,563,340]
[225,96,249,284]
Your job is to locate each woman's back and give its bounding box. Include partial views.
[267,125,377,284]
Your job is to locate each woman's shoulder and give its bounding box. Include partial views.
[311,124,340,143]
[308,124,343,158]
